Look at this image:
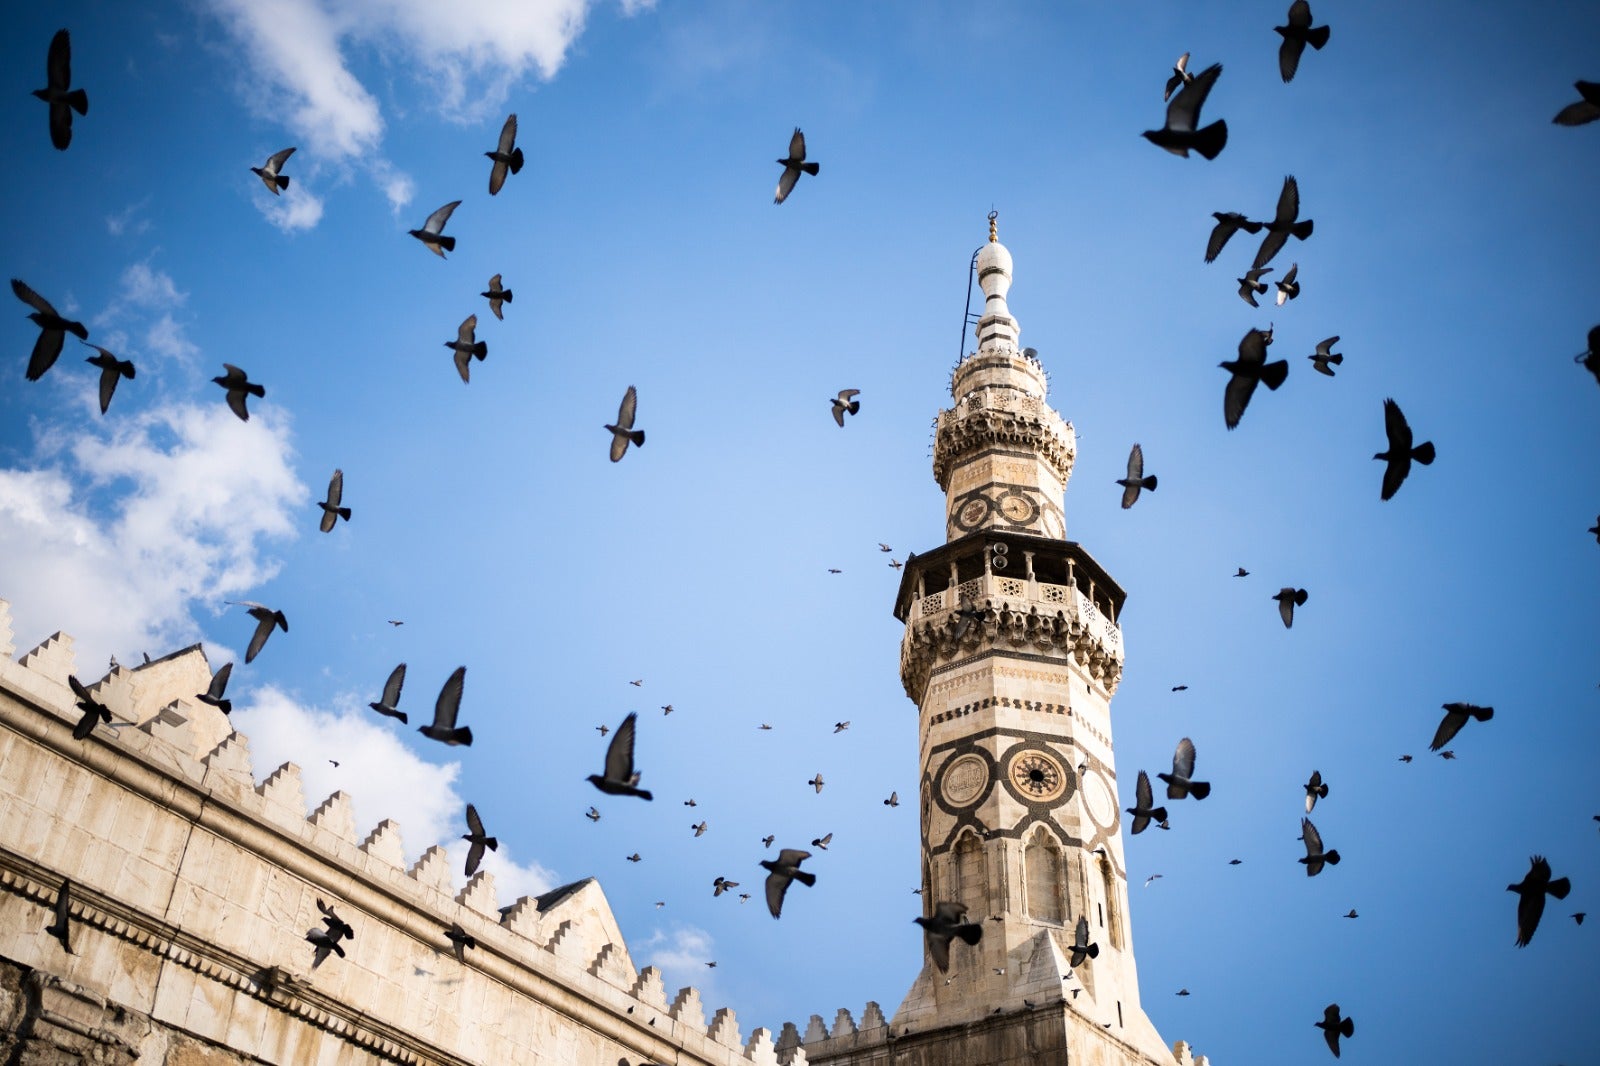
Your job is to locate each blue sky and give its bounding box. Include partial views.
[3,2,1598,1061]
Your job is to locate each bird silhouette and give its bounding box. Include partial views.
[417,666,472,746]
[811,833,833,850]
[1221,327,1288,429]
[81,343,135,414]
[228,602,287,663]
[318,469,351,532]
[606,386,645,461]
[369,663,407,723]
[1299,817,1340,876]
[663,705,675,716]
[1142,62,1227,159]
[444,922,477,962]
[1068,916,1100,968]
[761,835,775,848]
[197,662,234,716]
[833,721,849,733]
[308,899,354,969]
[252,147,295,194]
[1589,516,1600,545]
[1375,399,1436,500]
[884,792,899,807]
[712,876,738,897]
[1575,326,1600,386]
[915,902,983,973]
[760,848,815,918]
[1234,567,1250,578]
[808,774,825,793]
[13,279,89,381]
[831,389,861,426]
[1303,770,1329,813]
[1553,81,1600,125]
[212,364,265,422]
[1398,754,1413,763]
[1431,702,1492,752]
[626,853,641,863]
[774,128,820,204]
[1206,211,1263,262]
[463,803,498,876]
[596,723,610,736]
[486,114,523,195]
[33,30,88,150]
[1343,909,1358,919]
[1117,443,1157,508]
[1274,262,1301,305]
[482,274,512,320]
[1315,1003,1353,1058]
[1273,587,1308,628]
[1276,1,1331,83]
[588,712,653,799]
[1164,53,1193,102]
[1572,912,1586,925]
[585,807,601,822]
[409,200,461,257]
[878,543,893,552]
[1125,769,1169,834]
[1158,738,1211,800]
[687,821,706,837]
[1236,266,1273,307]
[1308,336,1342,376]
[45,879,75,953]
[1252,176,1314,270]
[443,314,486,383]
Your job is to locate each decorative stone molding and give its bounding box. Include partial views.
[708,1006,741,1048]
[932,406,1076,491]
[18,631,74,688]
[359,818,406,869]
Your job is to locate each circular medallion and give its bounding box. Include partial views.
[955,496,991,530]
[1080,769,1117,830]
[940,753,990,807]
[997,491,1037,525]
[1006,749,1068,804]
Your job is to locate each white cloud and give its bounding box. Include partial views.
[92,263,199,368]
[255,185,326,232]
[105,199,152,238]
[640,925,720,1004]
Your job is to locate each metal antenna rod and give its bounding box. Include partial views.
[958,246,981,366]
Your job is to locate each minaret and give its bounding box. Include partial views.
[886,217,1178,1063]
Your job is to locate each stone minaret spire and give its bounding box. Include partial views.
[884,218,1178,1064]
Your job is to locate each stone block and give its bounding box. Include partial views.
[830,1007,857,1039]
[629,965,668,1011]
[307,790,359,846]
[255,763,307,831]
[456,870,499,917]
[745,1026,779,1064]
[668,985,705,1030]
[358,819,405,870]
[708,1006,741,1048]
[18,631,74,688]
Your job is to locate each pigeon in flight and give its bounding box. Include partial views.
[1315,1004,1353,1058]
[1308,336,1342,377]
[318,469,351,532]
[1144,874,1164,887]
[630,679,644,687]
[585,807,601,822]
[1236,266,1273,307]
[1142,62,1227,159]
[889,559,904,569]
[409,200,461,257]
[713,876,739,897]
[482,274,512,320]
[1158,738,1211,800]
[13,279,89,381]
[1273,587,1308,628]
[691,821,708,837]
[308,899,354,969]
[1125,769,1169,834]
[596,723,610,736]
[448,315,487,383]
[1343,909,1358,919]
[369,663,407,723]
[212,364,265,422]
[1573,912,1586,925]
[1164,52,1193,102]
[951,596,985,642]
[1431,702,1492,752]
[1207,211,1263,263]
[1375,398,1435,500]
[1252,176,1314,270]
[588,711,653,799]
[45,879,75,953]
[252,147,295,195]
[808,774,825,794]
[833,721,849,733]
[884,791,899,807]
[1221,327,1288,429]
[1274,262,1301,305]
[626,853,641,863]
[1276,1,1331,83]
[1303,770,1329,813]
[1590,516,1600,545]
[444,922,477,963]
[229,602,286,664]
[1299,817,1340,876]
[33,30,88,151]
[774,128,820,204]
[1117,443,1157,509]
[417,666,472,745]
[1553,81,1600,125]
[663,705,675,716]
[197,662,234,715]
[67,675,110,739]
[1234,567,1250,578]
[1399,754,1413,763]
[760,848,815,918]
[463,803,498,876]
[1068,916,1100,968]
[761,835,776,848]
[606,385,645,461]
[758,723,773,731]
[81,343,135,414]
[811,833,833,850]
[878,543,893,552]
[486,114,523,195]
[683,798,696,807]
[831,389,861,426]
[915,902,983,972]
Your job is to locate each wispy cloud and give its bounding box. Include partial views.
[640,924,720,1003]
[255,185,326,232]
[93,262,199,370]
[105,199,152,238]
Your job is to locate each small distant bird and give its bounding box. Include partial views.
[706,961,717,969]
[1398,754,1413,763]
[1315,1003,1353,1058]
[1176,988,1191,996]
[387,620,404,626]
[827,568,842,574]
[758,724,773,731]
[1068,916,1100,968]
[1234,567,1250,578]
[317,469,351,532]
[683,798,697,807]
[1375,398,1435,500]
[1159,737,1211,800]
[1304,770,1329,813]
[1237,266,1273,307]
[626,853,641,863]
[485,114,523,195]
[1431,702,1493,752]
[831,389,861,426]
[45,879,74,953]
[1142,62,1227,160]
[1144,874,1165,888]
[1221,327,1288,429]
[13,279,89,381]
[662,705,674,716]
[811,833,833,850]
[1308,336,1342,376]
[884,791,899,807]
[761,835,775,848]
[369,663,407,723]
[833,721,850,733]
[462,803,498,877]
[1509,856,1570,947]
[417,665,472,746]
[1573,912,1586,925]
[1164,52,1193,101]
[1274,262,1301,305]
[447,315,487,383]
[1343,909,1358,919]
[409,200,461,257]
[81,343,135,414]
[444,922,476,963]
[1273,587,1309,628]
[915,901,983,972]
[713,876,739,897]
[630,680,644,687]
[1578,326,1600,386]
[760,848,816,918]
[596,723,610,736]
[889,559,904,570]
[231,601,287,664]
[606,386,645,462]
[774,128,820,204]
[197,662,234,715]
[1117,443,1157,508]
[1299,817,1340,876]
[588,712,652,799]
[690,821,708,837]
[585,807,601,822]
[481,274,512,320]
[33,30,88,151]
[1171,685,1188,692]
[1276,1,1331,83]
[1252,176,1314,270]
[1553,81,1600,125]
[252,147,295,194]
[1207,211,1263,262]
[212,364,265,422]
[1228,859,1242,865]
[808,774,825,793]
[951,596,985,642]
[1125,770,1169,835]
[739,893,751,904]
[878,543,892,552]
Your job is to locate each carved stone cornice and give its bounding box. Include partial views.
[932,401,1076,490]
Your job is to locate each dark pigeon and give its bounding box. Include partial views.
[212,364,265,422]
[33,30,88,150]
[915,901,983,973]
[588,711,652,799]
[197,662,233,715]
[1430,702,1492,752]
[318,469,351,532]
[1375,398,1435,500]
[13,279,89,381]
[486,114,523,195]
[760,848,816,918]
[1158,737,1211,800]
[1142,62,1227,159]
[369,663,407,723]
[417,666,472,745]
[1276,1,1331,83]
[1252,176,1314,270]
[82,343,134,414]
[774,128,820,204]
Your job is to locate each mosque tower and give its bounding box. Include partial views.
[882,216,1181,1063]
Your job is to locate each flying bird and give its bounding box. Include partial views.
[585,807,601,822]
[884,791,899,807]
[1315,1004,1353,1058]
[13,278,89,381]
[889,559,903,569]
[409,200,461,257]
[1590,516,1600,545]
[318,469,351,532]
[81,343,135,414]
[630,680,644,687]
[1398,754,1413,763]
[831,389,861,426]
[1430,702,1493,753]
[626,853,641,863]
[1068,916,1100,968]
[1117,443,1157,508]
[45,879,74,954]
[33,30,88,150]
[915,902,983,973]
[486,114,523,195]
[1236,266,1273,307]
[951,596,985,642]
[197,662,234,716]
[462,803,498,877]
[1303,770,1329,813]
[1375,398,1436,500]
[588,711,653,800]
[308,899,354,969]
[1343,909,1358,919]
[1274,262,1301,305]
[1273,587,1308,628]
[369,663,407,723]
[1252,176,1314,270]
[1144,874,1164,887]
[1573,912,1586,925]
[212,364,265,422]
[683,798,696,807]
[417,666,472,745]
[447,314,488,383]
[811,833,833,850]
[482,274,512,320]
[595,723,610,736]
[808,774,825,793]
[1142,62,1227,159]
[1125,769,1169,834]
[1234,567,1250,578]
[1299,817,1340,876]
[663,705,675,716]
[774,128,820,204]
[833,721,849,733]
[1276,1,1331,83]
[761,835,775,848]
[444,922,477,963]
[713,877,739,897]
[1221,327,1288,429]
[1578,326,1600,386]
[1553,81,1600,125]
[1163,52,1193,102]
[1206,211,1262,262]
[606,386,645,461]
[1308,336,1342,377]
[1158,737,1211,800]
[759,848,816,918]
[251,147,295,194]
[878,543,893,552]
[1171,685,1188,692]
[67,674,111,740]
